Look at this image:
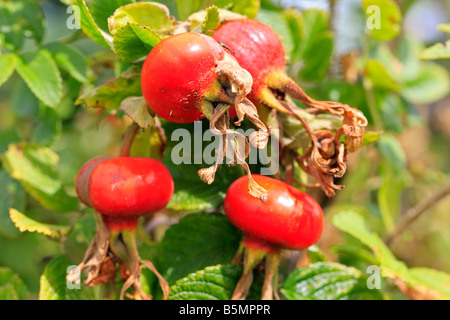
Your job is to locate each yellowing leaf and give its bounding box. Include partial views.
[9,208,70,238]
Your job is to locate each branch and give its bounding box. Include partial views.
[385,181,450,245]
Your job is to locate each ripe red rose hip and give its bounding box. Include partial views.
[224,175,324,300]
[141,32,252,123]
[224,174,324,250]
[76,157,174,230]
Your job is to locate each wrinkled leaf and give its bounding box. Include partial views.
[157,212,241,284]
[169,264,242,300]
[281,262,381,300]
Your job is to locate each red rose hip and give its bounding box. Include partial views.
[224,174,324,250]
[76,157,174,230]
[224,175,324,300]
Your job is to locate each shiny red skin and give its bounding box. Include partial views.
[213,19,286,105]
[141,32,225,123]
[76,157,174,230]
[224,175,324,250]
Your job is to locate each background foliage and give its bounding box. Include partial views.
[0,0,449,300]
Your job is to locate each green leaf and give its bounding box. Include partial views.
[44,43,88,83]
[39,255,95,300]
[157,212,241,284]
[108,2,175,36]
[0,0,45,51]
[297,9,330,61]
[202,6,220,35]
[256,8,294,59]
[2,143,78,212]
[0,54,17,87]
[0,268,29,300]
[32,105,62,146]
[401,63,450,104]
[89,0,133,32]
[73,0,111,48]
[362,0,402,41]
[108,2,175,62]
[365,59,402,91]
[113,23,161,62]
[299,32,333,81]
[9,208,70,238]
[281,262,380,300]
[421,41,450,60]
[0,170,25,238]
[76,66,142,110]
[332,211,450,300]
[169,264,242,300]
[16,50,63,109]
[213,0,260,19]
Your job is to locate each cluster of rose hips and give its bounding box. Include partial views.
[70,17,367,300]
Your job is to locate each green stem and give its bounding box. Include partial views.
[120,122,141,157]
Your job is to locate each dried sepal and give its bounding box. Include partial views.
[67,212,111,285]
[215,52,253,107]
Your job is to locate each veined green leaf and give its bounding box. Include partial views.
[16,50,63,109]
[169,265,242,300]
[281,262,381,300]
[157,212,241,284]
